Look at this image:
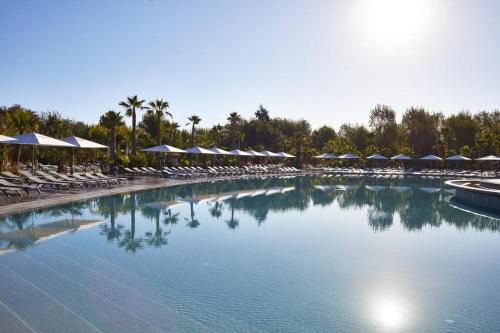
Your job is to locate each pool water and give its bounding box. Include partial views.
[0,176,499,333]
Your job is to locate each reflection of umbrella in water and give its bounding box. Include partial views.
[251,190,267,197]
[420,187,441,194]
[391,185,411,193]
[235,191,254,199]
[365,185,387,192]
[335,184,359,191]
[142,201,181,210]
[0,219,100,253]
[280,187,295,193]
[314,185,334,192]
[265,189,282,196]
[181,194,218,204]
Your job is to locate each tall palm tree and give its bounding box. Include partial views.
[99,111,124,162]
[146,99,172,146]
[211,124,223,146]
[186,115,201,146]
[169,121,180,143]
[7,107,39,165]
[119,95,145,157]
[227,112,242,149]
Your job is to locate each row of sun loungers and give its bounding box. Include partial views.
[313,166,499,178]
[0,170,127,198]
[123,165,302,179]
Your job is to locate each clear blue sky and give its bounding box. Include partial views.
[1,0,499,129]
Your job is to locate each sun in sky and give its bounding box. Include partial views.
[356,0,439,47]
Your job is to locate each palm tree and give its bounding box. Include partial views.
[146,99,171,146]
[186,115,201,146]
[169,121,180,143]
[7,107,38,165]
[227,112,242,149]
[99,111,124,162]
[119,95,145,157]
[211,124,224,146]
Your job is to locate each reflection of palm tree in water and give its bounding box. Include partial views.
[145,208,169,248]
[209,201,223,219]
[100,198,123,242]
[119,193,143,252]
[185,202,200,229]
[163,209,179,228]
[225,200,239,229]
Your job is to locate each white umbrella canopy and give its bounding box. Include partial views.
[0,134,17,143]
[261,150,281,157]
[391,153,412,160]
[61,136,108,149]
[314,153,336,159]
[366,154,388,160]
[184,146,216,154]
[9,133,76,175]
[445,155,471,161]
[142,145,186,153]
[229,149,252,156]
[246,150,266,157]
[420,155,442,160]
[11,133,75,147]
[338,153,359,159]
[208,147,233,155]
[476,155,500,161]
[61,136,108,173]
[278,152,295,158]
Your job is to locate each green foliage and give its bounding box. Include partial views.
[0,102,498,170]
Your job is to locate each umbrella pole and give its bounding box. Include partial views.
[32,145,35,175]
[72,147,75,174]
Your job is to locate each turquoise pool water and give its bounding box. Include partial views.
[0,176,499,333]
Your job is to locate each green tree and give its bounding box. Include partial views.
[311,125,336,150]
[255,104,270,122]
[401,107,440,156]
[186,115,201,146]
[146,99,171,146]
[369,104,397,153]
[99,111,124,162]
[7,106,39,165]
[119,95,145,157]
[339,124,371,153]
[227,112,242,149]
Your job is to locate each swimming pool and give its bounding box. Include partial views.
[0,176,499,332]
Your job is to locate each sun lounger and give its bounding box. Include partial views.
[48,171,97,187]
[94,173,127,184]
[1,171,26,184]
[17,171,70,191]
[0,178,42,195]
[36,171,85,189]
[123,167,139,174]
[0,186,22,197]
[82,173,117,185]
[72,173,109,186]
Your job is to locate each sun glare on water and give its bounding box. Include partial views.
[371,296,410,330]
[359,0,436,47]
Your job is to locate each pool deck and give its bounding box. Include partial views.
[0,175,253,217]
